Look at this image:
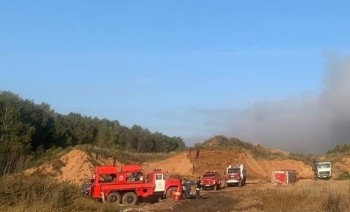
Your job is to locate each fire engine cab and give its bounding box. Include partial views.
[200,170,222,190]
[225,164,246,187]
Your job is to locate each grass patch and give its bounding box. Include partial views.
[194,135,288,160]
[336,171,350,180]
[253,181,350,212]
[76,144,175,164]
[50,158,66,172]
[323,193,341,212]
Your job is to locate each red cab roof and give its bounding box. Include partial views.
[95,166,118,174]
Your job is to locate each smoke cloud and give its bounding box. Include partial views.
[216,55,350,153]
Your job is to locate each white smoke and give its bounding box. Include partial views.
[224,55,350,153]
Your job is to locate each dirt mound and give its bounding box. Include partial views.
[25,149,95,185]
[333,157,350,178]
[188,149,244,176]
[24,147,328,185]
[143,152,194,177]
[57,149,95,184]
[26,149,193,184]
[188,149,313,180]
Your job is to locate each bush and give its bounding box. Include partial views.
[0,174,118,211]
[337,171,350,180]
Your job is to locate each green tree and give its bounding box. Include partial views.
[0,92,35,176]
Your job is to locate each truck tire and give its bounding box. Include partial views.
[166,187,175,199]
[107,192,121,204]
[238,179,243,187]
[122,192,138,205]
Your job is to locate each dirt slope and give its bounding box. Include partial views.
[188,149,313,180]
[25,148,349,185]
[333,157,350,178]
[25,149,95,184]
[143,152,194,177]
[57,149,95,184]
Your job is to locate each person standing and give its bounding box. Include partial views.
[181,178,186,197]
[195,176,202,199]
[185,178,193,199]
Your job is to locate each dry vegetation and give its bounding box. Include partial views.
[0,174,119,212]
[253,180,350,212]
[76,144,177,164]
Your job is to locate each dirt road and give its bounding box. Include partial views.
[133,181,265,212]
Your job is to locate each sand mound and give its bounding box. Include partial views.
[25,149,95,185]
[143,152,194,177]
[333,157,350,178]
[57,149,95,184]
[188,149,313,180]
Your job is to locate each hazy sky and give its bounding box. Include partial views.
[1,1,350,153]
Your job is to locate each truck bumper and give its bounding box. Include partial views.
[226,180,239,184]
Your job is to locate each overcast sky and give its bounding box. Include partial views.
[1,1,350,153]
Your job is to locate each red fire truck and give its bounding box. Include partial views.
[200,170,222,190]
[83,165,181,205]
[271,170,298,185]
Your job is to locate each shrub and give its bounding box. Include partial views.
[0,174,119,211]
[322,193,341,212]
[337,171,350,181]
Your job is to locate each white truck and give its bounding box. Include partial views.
[225,164,246,187]
[316,162,332,180]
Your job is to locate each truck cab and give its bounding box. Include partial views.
[145,169,181,198]
[317,162,332,179]
[200,171,222,190]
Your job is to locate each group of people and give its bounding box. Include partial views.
[181,176,202,199]
[128,171,144,182]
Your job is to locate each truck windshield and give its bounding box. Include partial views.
[203,173,217,178]
[228,168,240,173]
[318,164,331,168]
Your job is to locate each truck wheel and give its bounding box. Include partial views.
[122,192,138,205]
[107,192,121,204]
[238,180,243,187]
[166,187,175,199]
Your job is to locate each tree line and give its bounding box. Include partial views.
[0,91,186,176]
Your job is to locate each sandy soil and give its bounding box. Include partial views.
[57,149,95,184]
[25,149,95,184]
[143,152,194,177]
[130,180,266,212]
